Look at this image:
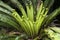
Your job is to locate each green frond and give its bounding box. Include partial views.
[45,7,60,27]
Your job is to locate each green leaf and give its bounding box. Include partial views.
[26,1,34,22]
[44,0,54,8]
[44,27,60,40]
[45,7,60,26]
[10,0,27,19]
[0,13,20,31]
[0,0,13,12]
[50,27,60,34]
[36,1,43,20]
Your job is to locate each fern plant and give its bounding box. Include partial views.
[0,0,60,40]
